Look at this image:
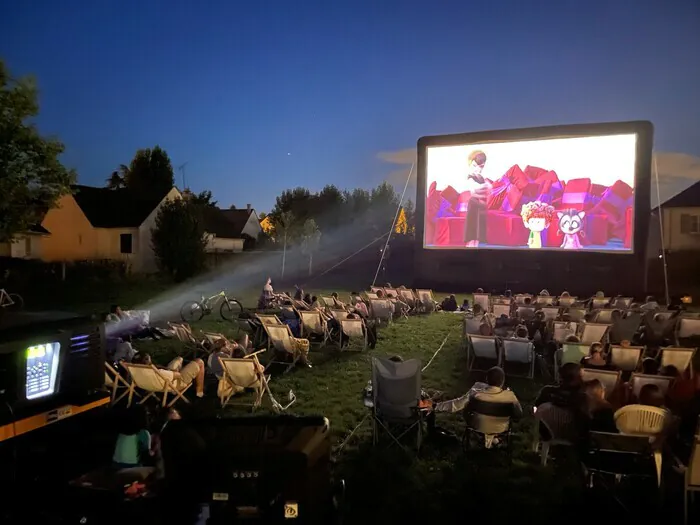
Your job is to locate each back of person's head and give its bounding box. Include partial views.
[121,334,132,343]
[479,322,493,336]
[350,291,359,296]
[504,289,512,298]
[311,295,318,303]
[388,355,403,363]
[110,304,120,314]
[561,291,570,297]
[595,291,605,298]
[476,288,484,293]
[611,309,622,321]
[472,303,483,315]
[589,342,603,356]
[332,292,338,299]
[641,357,660,375]
[462,299,469,305]
[645,295,655,304]
[133,352,152,365]
[449,294,456,301]
[118,406,148,435]
[485,367,506,388]
[303,293,311,303]
[534,310,545,321]
[539,289,550,296]
[653,313,664,323]
[638,383,664,407]
[660,364,679,378]
[294,288,303,300]
[565,334,580,343]
[346,313,358,320]
[524,296,532,305]
[584,379,605,400]
[559,362,582,388]
[515,325,529,338]
[377,290,384,298]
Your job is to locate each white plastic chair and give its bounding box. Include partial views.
[467,335,501,371]
[614,404,669,486]
[502,338,535,378]
[609,345,643,372]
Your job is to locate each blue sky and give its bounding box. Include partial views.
[1,0,699,212]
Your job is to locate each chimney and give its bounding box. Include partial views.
[246,203,251,213]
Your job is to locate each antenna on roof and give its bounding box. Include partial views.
[178,162,189,189]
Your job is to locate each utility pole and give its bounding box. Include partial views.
[178,162,189,189]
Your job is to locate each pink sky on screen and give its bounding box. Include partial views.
[426,134,637,193]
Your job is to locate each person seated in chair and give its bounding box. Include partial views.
[641,295,660,311]
[113,406,154,469]
[583,379,616,433]
[581,342,607,369]
[351,293,369,318]
[134,353,206,398]
[331,292,346,309]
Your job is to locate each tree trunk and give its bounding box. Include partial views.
[281,234,287,279]
[308,253,313,276]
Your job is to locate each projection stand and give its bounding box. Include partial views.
[371,162,414,287]
[653,153,671,305]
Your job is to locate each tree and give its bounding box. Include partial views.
[270,187,313,224]
[394,207,408,234]
[300,218,321,276]
[125,146,174,196]
[404,199,416,235]
[151,199,207,281]
[0,60,75,241]
[106,164,129,189]
[273,211,297,279]
[189,190,217,208]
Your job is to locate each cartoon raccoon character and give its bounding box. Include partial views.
[557,209,585,249]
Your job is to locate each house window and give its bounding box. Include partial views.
[680,214,700,235]
[120,233,133,254]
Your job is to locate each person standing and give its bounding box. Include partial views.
[462,150,492,247]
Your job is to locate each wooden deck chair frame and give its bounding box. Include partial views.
[124,363,192,408]
[263,324,301,373]
[581,368,621,400]
[255,314,283,350]
[579,322,611,344]
[168,322,209,359]
[298,309,330,347]
[661,347,697,376]
[676,317,700,345]
[415,289,435,313]
[218,350,268,409]
[339,318,367,351]
[105,362,134,406]
[467,334,501,372]
[609,345,643,372]
[369,298,393,325]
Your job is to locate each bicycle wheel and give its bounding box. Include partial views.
[220,298,243,321]
[8,293,24,311]
[181,301,205,322]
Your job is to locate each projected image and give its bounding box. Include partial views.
[424,134,637,252]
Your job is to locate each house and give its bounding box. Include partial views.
[0,224,51,259]
[648,179,700,256]
[38,185,181,272]
[202,204,263,253]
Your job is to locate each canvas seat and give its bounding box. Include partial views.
[369,299,393,324]
[502,338,535,379]
[581,369,621,400]
[123,363,192,408]
[217,352,269,410]
[104,362,133,406]
[339,318,367,351]
[629,373,673,398]
[463,397,515,453]
[298,310,330,347]
[552,321,578,344]
[661,347,696,375]
[467,334,500,371]
[415,289,436,313]
[168,322,209,358]
[579,322,610,344]
[609,345,643,372]
[473,293,490,313]
[263,324,309,373]
[492,303,511,319]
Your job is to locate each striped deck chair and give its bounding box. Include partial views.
[339,318,367,351]
[298,310,330,347]
[263,324,309,373]
[123,363,192,408]
[217,351,269,409]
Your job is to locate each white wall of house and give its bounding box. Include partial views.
[648,206,700,257]
[0,235,43,259]
[137,187,182,272]
[241,211,262,239]
[205,234,244,253]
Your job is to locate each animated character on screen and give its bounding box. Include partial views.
[462,150,492,247]
[557,209,586,250]
[520,201,555,249]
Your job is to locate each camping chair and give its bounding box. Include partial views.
[579,323,610,344]
[558,295,577,307]
[123,363,191,408]
[298,310,330,347]
[540,307,560,322]
[581,369,621,400]
[685,436,700,524]
[263,324,307,373]
[592,297,612,309]
[492,303,512,319]
[629,373,673,398]
[217,351,269,410]
[462,397,515,454]
[339,318,367,351]
[609,345,643,372]
[105,362,133,406]
[168,322,209,359]
[554,342,589,380]
[594,309,617,324]
[614,404,668,486]
[533,402,578,466]
[502,338,535,378]
[371,357,423,453]
[473,293,490,313]
[536,295,556,306]
[553,321,578,344]
[677,318,700,345]
[467,334,500,371]
[369,299,393,324]
[661,347,696,376]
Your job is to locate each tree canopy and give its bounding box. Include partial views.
[0,60,75,241]
[124,146,175,196]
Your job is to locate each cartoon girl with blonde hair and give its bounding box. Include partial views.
[520,201,555,249]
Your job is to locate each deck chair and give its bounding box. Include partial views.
[553,321,578,344]
[123,363,191,408]
[536,295,555,306]
[218,352,269,410]
[398,288,417,307]
[263,324,306,373]
[594,309,617,324]
[558,295,577,307]
[416,289,436,313]
[467,334,500,371]
[168,322,208,358]
[582,369,621,400]
[555,342,589,380]
[298,310,330,347]
[255,313,283,326]
[609,345,643,372]
[612,297,634,309]
[330,309,350,322]
[592,297,611,309]
[677,317,700,345]
[514,294,532,306]
[369,299,393,324]
[629,373,673,398]
[371,357,423,452]
[339,318,367,351]
[463,315,482,337]
[609,312,642,344]
[516,306,535,321]
[463,397,515,453]
[502,338,535,378]
[614,404,668,486]
[540,306,560,322]
[566,307,587,322]
[661,347,696,375]
[364,291,379,301]
[492,303,511,319]
[384,287,399,298]
[105,362,133,406]
[320,296,337,309]
[534,402,578,466]
[473,293,490,313]
[579,323,610,344]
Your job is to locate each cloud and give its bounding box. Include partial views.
[377,147,700,208]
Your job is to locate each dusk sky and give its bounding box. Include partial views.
[2,0,699,213]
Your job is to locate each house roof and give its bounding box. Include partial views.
[655,180,700,209]
[72,185,171,228]
[202,207,245,239]
[219,208,255,237]
[27,224,50,235]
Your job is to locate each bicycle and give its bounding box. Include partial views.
[180,291,243,322]
[0,288,24,311]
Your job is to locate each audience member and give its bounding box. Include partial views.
[303,293,312,305]
[113,335,137,365]
[113,407,153,469]
[581,343,607,369]
[641,295,660,311]
[641,357,660,375]
[441,294,458,312]
[293,286,304,301]
[134,353,206,398]
[460,299,470,312]
[638,383,665,408]
[257,277,276,309]
[583,379,616,432]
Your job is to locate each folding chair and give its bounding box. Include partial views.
[492,303,512,319]
[609,345,643,372]
[677,318,700,345]
[330,309,350,322]
[364,291,379,301]
[320,296,337,310]
[567,307,587,322]
[609,312,642,344]
[552,321,578,344]
[592,297,611,309]
[370,286,384,295]
[595,309,617,324]
[555,342,589,381]
[581,369,621,400]
[255,314,284,350]
[123,363,191,408]
[263,324,305,373]
[579,323,610,344]
[558,296,577,307]
[339,318,367,351]
[516,306,535,321]
[398,288,417,308]
[371,357,423,453]
[629,373,673,398]
[218,352,269,410]
[612,297,634,309]
[416,289,436,313]
[384,287,399,299]
[539,307,560,322]
[514,294,532,306]
[473,293,490,313]
[502,338,535,378]
[467,334,500,371]
[660,347,696,376]
[168,322,209,359]
[462,397,515,454]
[369,299,393,324]
[105,362,133,406]
[536,295,555,306]
[298,310,330,347]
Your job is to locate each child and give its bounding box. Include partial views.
[113,407,153,469]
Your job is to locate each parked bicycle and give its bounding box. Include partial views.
[180,290,243,322]
[0,288,24,311]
